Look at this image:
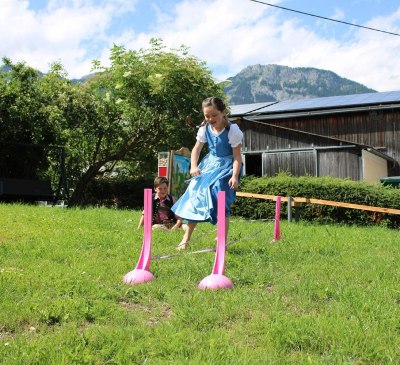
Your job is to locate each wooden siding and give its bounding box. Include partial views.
[239,119,348,152]
[262,151,315,177]
[259,149,360,179]
[318,149,360,180]
[261,109,400,174]
[238,117,375,180]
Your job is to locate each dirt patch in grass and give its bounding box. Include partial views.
[0,327,16,340]
[119,301,173,326]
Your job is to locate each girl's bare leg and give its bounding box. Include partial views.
[225,217,229,242]
[176,222,197,250]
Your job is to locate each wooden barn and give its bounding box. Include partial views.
[230,91,400,183]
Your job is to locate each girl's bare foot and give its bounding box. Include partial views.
[176,241,190,251]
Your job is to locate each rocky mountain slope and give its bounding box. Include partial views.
[224,64,376,105]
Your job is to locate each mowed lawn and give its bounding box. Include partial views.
[0,203,399,364]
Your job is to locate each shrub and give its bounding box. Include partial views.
[232,173,400,228]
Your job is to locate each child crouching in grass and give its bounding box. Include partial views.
[138,176,184,231]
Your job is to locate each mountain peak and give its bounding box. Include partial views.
[224,64,376,105]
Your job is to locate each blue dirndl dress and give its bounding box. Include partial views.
[171,123,242,224]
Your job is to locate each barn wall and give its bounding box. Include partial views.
[239,119,342,152]
[260,109,400,174]
[237,109,398,180]
[257,148,362,180]
[262,151,315,177]
[318,149,360,180]
[362,150,388,183]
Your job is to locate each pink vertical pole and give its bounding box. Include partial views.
[198,191,233,290]
[212,190,227,275]
[273,196,281,241]
[123,189,155,284]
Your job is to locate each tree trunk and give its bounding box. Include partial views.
[67,143,140,207]
[68,162,104,206]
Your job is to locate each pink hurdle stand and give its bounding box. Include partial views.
[272,196,282,241]
[198,191,234,290]
[123,188,155,284]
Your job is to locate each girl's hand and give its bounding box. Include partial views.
[190,167,201,176]
[228,177,239,190]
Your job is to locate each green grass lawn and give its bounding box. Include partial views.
[0,203,399,364]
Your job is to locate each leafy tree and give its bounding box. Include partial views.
[0,58,57,178]
[0,58,98,191]
[67,39,223,205]
[36,62,99,193]
[0,58,45,144]
[1,40,224,206]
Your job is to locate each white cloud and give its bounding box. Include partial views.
[317,8,400,91]
[153,0,400,91]
[1,0,399,91]
[0,0,138,78]
[332,8,346,21]
[138,1,283,73]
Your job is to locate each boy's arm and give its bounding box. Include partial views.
[172,216,183,230]
[137,214,144,229]
[171,197,182,229]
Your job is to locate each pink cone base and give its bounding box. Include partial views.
[198,191,233,290]
[198,274,233,290]
[123,269,154,284]
[123,189,154,285]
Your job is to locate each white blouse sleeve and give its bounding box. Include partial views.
[228,123,243,147]
[196,125,207,143]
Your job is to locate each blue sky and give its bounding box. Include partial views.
[1,0,400,91]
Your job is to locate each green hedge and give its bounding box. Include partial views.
[82,174,400,228]
[231,174,400,228]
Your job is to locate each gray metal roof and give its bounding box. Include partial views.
[230,90,400,117]
[228,101,277,115]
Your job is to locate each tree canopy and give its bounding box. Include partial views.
[0,40,225,205]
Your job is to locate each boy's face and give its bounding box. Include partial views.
[154,183,168,199]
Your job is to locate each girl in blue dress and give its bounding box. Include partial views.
[172,96,243,250]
